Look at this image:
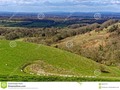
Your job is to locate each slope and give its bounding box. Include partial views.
[0,40,120,81]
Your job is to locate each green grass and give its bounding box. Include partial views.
[0,40,120,81]
[1,75,120,82]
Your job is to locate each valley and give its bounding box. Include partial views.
[0,12,120,81]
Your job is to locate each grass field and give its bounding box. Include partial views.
[0,40,120,81]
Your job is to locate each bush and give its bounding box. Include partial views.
[5,32,19,40]
[108,25,118,32]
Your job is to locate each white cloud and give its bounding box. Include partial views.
[0,0,47,5]
[0,0,120,12]
[0,0,119,6]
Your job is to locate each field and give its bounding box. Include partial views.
[0,40,120,81]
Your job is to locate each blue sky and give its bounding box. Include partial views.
[0,0,120,12]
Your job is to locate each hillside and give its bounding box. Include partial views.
[1,40,120,81]
[55,23,120,66]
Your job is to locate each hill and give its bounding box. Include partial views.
[1,40,120,81]
[55,22,120,66]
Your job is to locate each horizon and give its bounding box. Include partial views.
[1,11,120,13]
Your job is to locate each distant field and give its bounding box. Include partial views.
[0,19,106,28]
[0,40,120,81]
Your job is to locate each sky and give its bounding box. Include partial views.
[0,0,120,12]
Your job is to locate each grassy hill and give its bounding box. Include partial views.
[1,40,120,81]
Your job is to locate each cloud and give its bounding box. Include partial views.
[0,0,120,12]
[44,0,120,6]
[0,0,120,6]
[0,0,47,5]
